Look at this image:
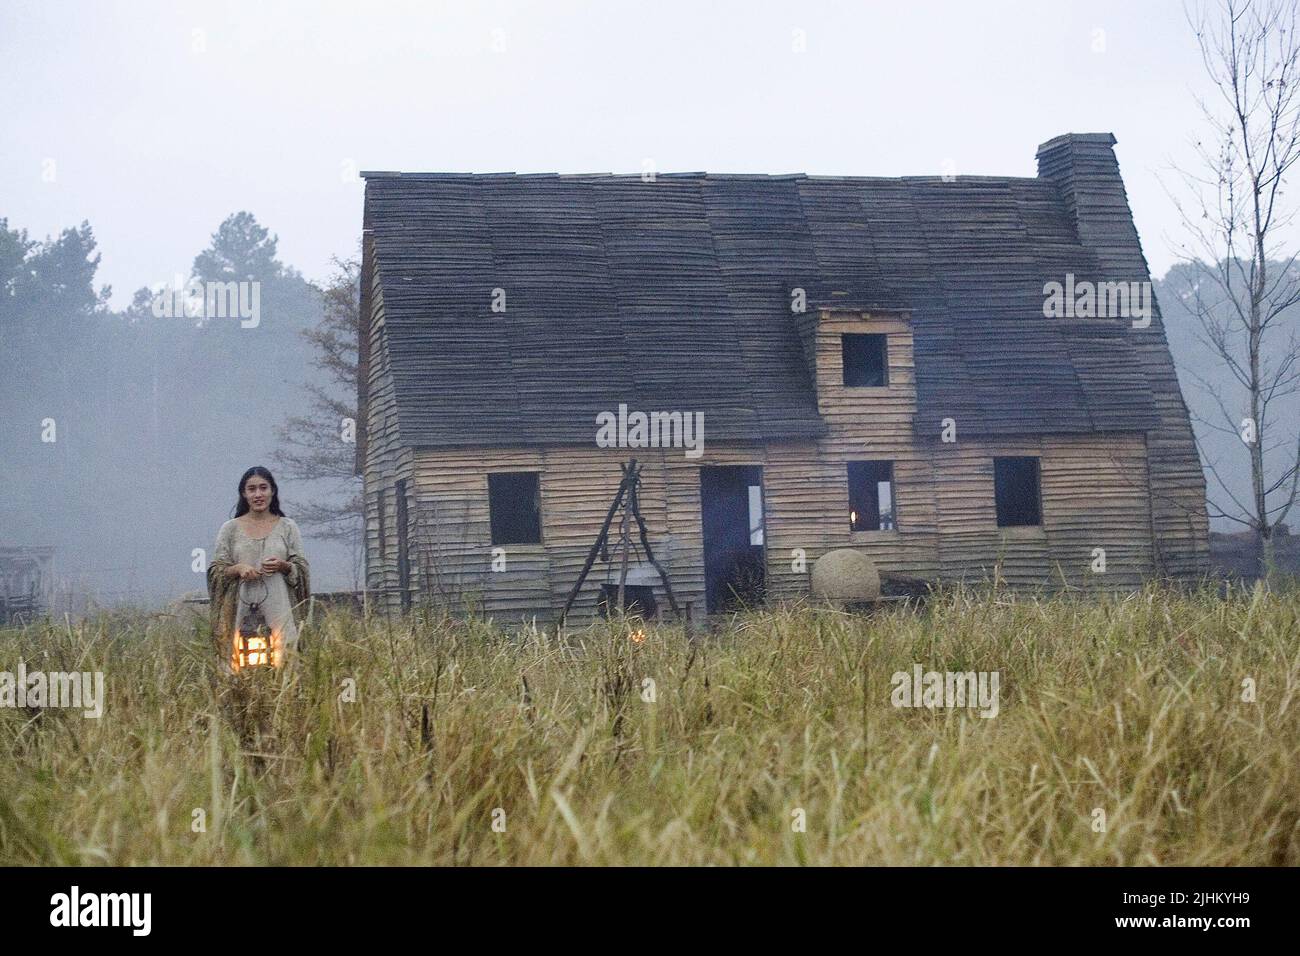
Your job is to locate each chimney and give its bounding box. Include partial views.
[1040,134,1210,577]
[1035,132,1147,281]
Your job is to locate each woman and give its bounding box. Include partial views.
[206,466,310,672]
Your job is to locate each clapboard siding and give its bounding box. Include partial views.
[792,309,941,585]
[929,435,1152,587]
[361,273,418,608]
[362,273,395,598]
[384,433,1152,622]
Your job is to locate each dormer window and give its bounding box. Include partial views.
[841,333,888,386]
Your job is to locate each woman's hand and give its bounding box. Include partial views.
[227,563,262,581]
[260,557,291,576]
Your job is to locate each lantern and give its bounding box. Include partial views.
[232,597,278,671]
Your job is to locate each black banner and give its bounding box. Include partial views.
[0,866,1287,942]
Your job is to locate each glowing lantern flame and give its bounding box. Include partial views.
[230,627,284,672]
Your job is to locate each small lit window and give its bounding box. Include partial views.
[748,483,764,546]
[841,333,888,387]
[488,472,542,544]
[994,457,1042,527]
[848,461,895,531]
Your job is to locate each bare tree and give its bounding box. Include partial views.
[1167,0,1300,580]
[273,255,364,563]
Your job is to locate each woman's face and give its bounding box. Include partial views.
[243,475,273,514]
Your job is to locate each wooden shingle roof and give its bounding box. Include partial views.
[361,149,1160,449]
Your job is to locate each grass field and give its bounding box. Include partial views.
[1,584,1297,865]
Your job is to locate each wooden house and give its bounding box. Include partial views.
[354,133,1209,621]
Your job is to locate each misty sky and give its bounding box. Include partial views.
[0,0,1268,304]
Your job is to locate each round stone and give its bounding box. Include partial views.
[810,549,881,602]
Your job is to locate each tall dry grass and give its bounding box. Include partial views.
[1,583,1297,865]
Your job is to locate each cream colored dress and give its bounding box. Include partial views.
[212,516,305,670]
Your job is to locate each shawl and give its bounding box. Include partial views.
[206,525,311,659]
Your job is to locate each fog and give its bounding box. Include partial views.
[2,0,1297,613]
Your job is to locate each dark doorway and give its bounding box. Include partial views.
[700,465,766,614]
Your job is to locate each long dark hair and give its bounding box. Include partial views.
[231,466,286,518]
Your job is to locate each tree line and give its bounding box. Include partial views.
[0,212,361,605]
